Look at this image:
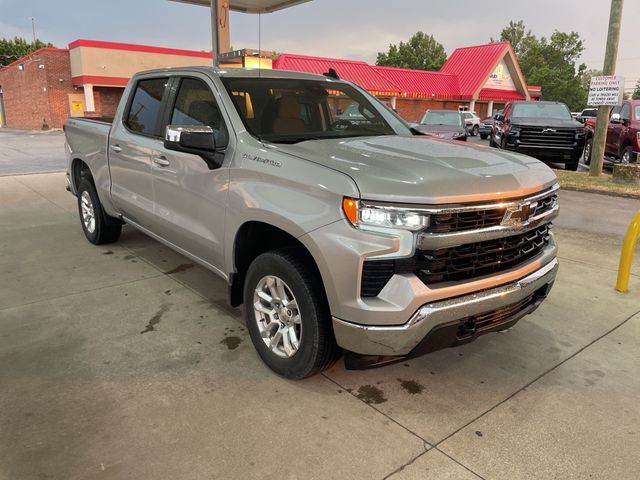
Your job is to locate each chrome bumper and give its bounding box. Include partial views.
[333,258,558,356]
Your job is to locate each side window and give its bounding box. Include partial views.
[611,105,622,118]
[125,78,168,136]
[171,78,228,146]
[620,103,630,120]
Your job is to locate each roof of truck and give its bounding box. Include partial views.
[133,66,338,82]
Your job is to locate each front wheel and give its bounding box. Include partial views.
[77,179,122,245]
[243,249,340,379]
[565,158,580,171]
[480,134,488,140]
[472,125,479,136]
[584,138,593,165]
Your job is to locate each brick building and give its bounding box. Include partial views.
[273,42,542,122]
[0,40,213,129]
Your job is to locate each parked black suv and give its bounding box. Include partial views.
[491,101,586,170]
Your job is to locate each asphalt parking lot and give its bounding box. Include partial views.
[0,129,66,175]
[1,136,640,479]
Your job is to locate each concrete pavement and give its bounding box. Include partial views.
[0,129,66,175]
[1,172,639,479]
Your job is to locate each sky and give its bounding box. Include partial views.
[1,0,638,92]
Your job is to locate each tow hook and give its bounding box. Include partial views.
[457,319,477,339]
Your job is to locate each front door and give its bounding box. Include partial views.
[152,75,231,271]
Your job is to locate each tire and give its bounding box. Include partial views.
[472,125,479,136]
[621,145,634,164]
[77,178,122,245]
[480,134,488,140]
[584,137,593,165]
[243,249,340,379]
[565,158,580,171]
[489,132,497,148]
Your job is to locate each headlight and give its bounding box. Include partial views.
[342,198,429,231]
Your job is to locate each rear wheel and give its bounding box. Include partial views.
[480,134,488,140]
[77,179,122,245]
[621,145,634,164]
[472,125,479,136]
[243,249,340,379]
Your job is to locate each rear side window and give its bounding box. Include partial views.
[125,78,168,136]
[170,77,228,146]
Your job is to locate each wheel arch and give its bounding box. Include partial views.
[229,221,327,309]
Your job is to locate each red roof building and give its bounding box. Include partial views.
[272,53,401,97]
[273,41,539,121]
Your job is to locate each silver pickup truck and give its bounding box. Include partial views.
[65,67,559,379]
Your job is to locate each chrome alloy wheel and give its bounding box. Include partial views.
[80,190,96,234]
[622,149,632,164]
[253,275,302,358]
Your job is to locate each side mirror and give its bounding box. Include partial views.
[495,114,505,122]
[610,113,621,123]
[164,125,224,169]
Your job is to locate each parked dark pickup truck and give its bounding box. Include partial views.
[491,101,586,171]
[583,100,640,165]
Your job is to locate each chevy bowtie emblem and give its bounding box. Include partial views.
[542,128,557,133]
[502,201,538,226]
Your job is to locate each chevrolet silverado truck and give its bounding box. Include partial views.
[65,67,559,379]
[583,100,640,165]
[491,101,585,171]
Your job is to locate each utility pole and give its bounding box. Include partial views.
[590,0,624,176]
[30,17,36,44]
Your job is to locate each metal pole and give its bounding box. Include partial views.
[31,17,36,43]
[589,0,624,177]
[210,0,219,66]
[616,210,640,292]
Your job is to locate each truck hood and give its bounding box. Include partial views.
[271,135,558,204]
[512,117,583,128]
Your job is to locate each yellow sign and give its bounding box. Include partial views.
[68,94,86,117]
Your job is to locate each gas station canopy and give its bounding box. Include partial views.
[171,0,310,14]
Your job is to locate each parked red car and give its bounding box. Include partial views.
[584,100,640,165]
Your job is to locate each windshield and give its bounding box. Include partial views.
[582,109,597,117]
[512,103,572,120]
[220,77,402,143]
[420,110,463,127]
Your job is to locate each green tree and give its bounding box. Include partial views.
[0,36,54,67]
[491,20,536,56]
[376,32,447,71]
[492,22,588,111]
[632,80,640,100]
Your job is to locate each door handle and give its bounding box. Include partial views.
[153,156,170,167]
[110,144,122,153]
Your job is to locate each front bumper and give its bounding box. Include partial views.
[333,257,558,360]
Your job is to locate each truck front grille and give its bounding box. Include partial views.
[360,225,551,297]
[518,127,576,147]
[425,191,557,235]
[415,225,550,284]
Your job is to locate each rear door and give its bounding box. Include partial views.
[108,76,170,230]
[152,74,231,271]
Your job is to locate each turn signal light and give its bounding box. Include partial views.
[342,197,358,224]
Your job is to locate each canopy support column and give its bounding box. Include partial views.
[210,0,231,65]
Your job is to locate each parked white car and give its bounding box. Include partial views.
[461,111,481,136]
